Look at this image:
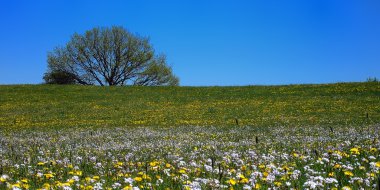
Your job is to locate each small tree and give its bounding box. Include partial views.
[43,70,76,84]
[366,77,379,83]
[44,26,179,86]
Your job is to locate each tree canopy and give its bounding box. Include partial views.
[44,26,179,86]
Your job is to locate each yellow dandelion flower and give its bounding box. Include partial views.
[42,183,50,189]
[229,178,236,185]
[44,173,54,179]
[0,177,6,183]
[238,174,246,179]
[134,177,143,182]
[12,183,21,188]
[240,178,249,184]
[344,171,353,177]
[376,162,380,168]
[142,174,151,180]
[75,170,82,176]
[274,181,282,187]
[85,177,92,183]
[22,183,30,189]
[68,179,75,184]
[255,183,261,189]
[349,148,360,155]
[61,182,71,187]
[123,185,133,190]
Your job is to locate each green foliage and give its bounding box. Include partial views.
[134,55,179,86]
[43,70,77,85]
[45,26,179,86]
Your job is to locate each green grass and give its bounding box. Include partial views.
[0,82,379,189]
[0,82,379,130]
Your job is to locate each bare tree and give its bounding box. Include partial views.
[44,26,179,86]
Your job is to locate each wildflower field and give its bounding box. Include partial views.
[0,82,379,189]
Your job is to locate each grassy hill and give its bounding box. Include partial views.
[0,82,379,130]
[1,82,380,189]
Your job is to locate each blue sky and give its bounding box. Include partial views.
[0,0,379,86]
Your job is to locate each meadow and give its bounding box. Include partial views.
[0,82,379,189]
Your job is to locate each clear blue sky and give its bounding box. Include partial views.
[0,0,379,86]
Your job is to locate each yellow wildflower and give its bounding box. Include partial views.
[229,178,236,185]
[44,173,54,179]
[255,183,261,189]
[179,169,186,174]
[68,179,75,184]
[142,174,151,180]
[349,147,360,155]
[85,177,92,183]
[42,183,50,189]
[11,183,21,188]
[22,183,30,189]
[123,185,133,190]
[240,178,249,184]
[274,181,282,187]
[75,170,82,176]
[344,171,353,177]
[342,186,352,190]
[134,177,143,182]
